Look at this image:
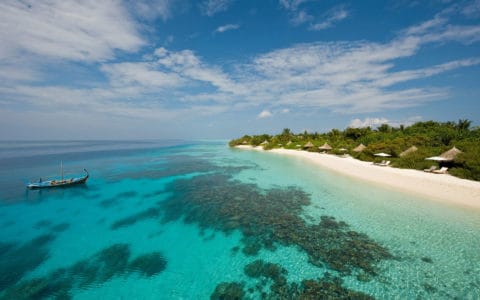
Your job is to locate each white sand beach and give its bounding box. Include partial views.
[236,145,480,210]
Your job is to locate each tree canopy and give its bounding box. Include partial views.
[229,120,480,181]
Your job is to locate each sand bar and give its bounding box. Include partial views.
[236,145,480,210]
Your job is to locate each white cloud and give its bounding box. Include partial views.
[279,0,311,11]
[1,9,479,135]
[349,116,423,128]
[154,48,244,94]
[129,0,177,21]
[0,0,144,62]
[310,5,349,31]
[200,0,234,16]
[290,10,314,26]
[349,117,389,128]
[258,110,273,118]
[462,0,480,18]
[101,62,183,88]
[215,24,240,33]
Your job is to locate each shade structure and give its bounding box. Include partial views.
[353,144,366,152]
[440,146,462,161]
[303,141,314,148]
[425,156,449,161]
[260,140,269,145]
[374,152,391,157]
[399,146,418,157]
[318,143,332,150]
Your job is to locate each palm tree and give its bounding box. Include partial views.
[457,119,472,131]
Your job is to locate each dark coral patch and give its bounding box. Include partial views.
[210,282,245,300]
[214,262,374,300]
[2,243,168,299]
[117,191,138,199]
[160,173,392,275]
[51,223,70,233]
[128,252,167,277]
[99,198,117,208]
[34,219,52,229]
[110,207,160,230]
[244,260,287,282]
[0,233,55,291]
[421,257,433,263]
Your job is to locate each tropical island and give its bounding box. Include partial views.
[230,120,480,209]
[230,120,480,181]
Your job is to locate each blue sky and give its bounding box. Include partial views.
[0,0,479,140]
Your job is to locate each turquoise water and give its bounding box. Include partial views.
[0,141,479,299]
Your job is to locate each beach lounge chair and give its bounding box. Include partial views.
[432,167,448,174]
[373,160,385,165]
[423,166,437,173]
[379,160,390,166]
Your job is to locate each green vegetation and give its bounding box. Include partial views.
[229,120,480,181]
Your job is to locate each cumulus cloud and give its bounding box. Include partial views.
[215,24,240,33]
[258,110,273,118]
[1,4,479,129]
[200,0,234,16]
[349,116,423,128]
[349,117,389,128]
[0,0,144,62]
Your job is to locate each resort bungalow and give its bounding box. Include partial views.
[303,141,314,150]
[353,144,366,152]
[318,143,332,153]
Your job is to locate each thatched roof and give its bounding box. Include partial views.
[318,143,332,150]
[286,141,292,146]
[260,140,269,145]
[242,140,248,144]
[303,141,314,148]
[440,146,462,161]
[353,143,366,152]
[399,146,418,157]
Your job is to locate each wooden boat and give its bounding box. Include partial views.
[27,162,89,189]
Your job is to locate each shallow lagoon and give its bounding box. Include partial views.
[0,141,479,299]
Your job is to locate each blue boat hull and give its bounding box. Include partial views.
[27,170,89,189]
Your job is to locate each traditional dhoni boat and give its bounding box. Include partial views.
[27,162,89,189]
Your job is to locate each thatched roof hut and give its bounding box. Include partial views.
[399,146,418,157]
[260,140,269,145]
[440,146,462,161]
[318,143,332,150]
[303,141,314,149]
[353,144,366,152]
[286,141,292,146]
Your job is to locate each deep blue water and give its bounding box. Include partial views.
[0,140,479,299]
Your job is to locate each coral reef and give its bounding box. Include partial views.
[1,244,167,299]
[160,173,392,275]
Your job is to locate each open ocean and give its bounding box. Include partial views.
[0,140,479,299]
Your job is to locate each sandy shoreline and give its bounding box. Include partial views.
[236,145,480,210]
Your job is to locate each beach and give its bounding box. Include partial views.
[236,145,480,210]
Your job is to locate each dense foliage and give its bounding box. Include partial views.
[229,120,480,181]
